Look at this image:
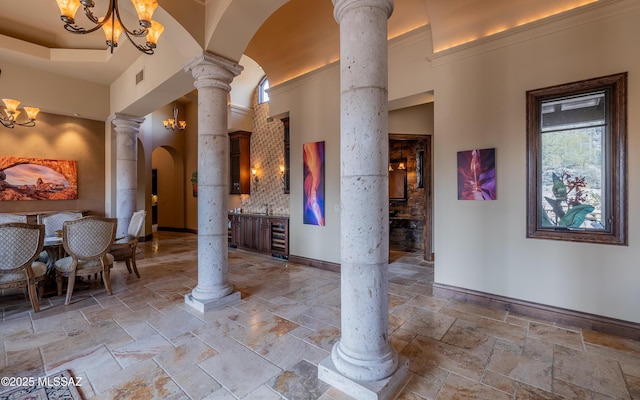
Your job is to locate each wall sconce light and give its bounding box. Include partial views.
[397,144,406,170]
[163,103,186,130]
[1,98,40,128]
[251,166,259,190]
[279,165,285,187]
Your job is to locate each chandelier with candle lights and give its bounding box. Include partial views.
[55,0,164,55]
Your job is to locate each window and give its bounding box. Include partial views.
[526,73,627,245]
[258,76,269,104]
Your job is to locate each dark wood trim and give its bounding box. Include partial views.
[157,226,189,233]
[526,72,627,245]
[433,282,640,341]
[288,255,341,273]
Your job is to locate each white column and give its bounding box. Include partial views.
[110,113,144,238]
[318,1,409,399]
[184,52,243,312]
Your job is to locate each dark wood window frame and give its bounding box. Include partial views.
[526,72,627,245]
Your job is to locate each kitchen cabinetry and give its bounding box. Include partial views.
[229,131,251,194]
[228,213,289,259]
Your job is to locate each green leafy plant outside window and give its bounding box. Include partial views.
[542,171,594,228]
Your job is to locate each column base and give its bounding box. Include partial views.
[184,290,241,312]
[318,355,410,400]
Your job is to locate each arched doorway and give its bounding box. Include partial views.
[151,146,186,231]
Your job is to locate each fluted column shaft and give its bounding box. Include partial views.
[110,113,144,238]
[184,52,243,311]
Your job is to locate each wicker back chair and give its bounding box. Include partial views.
[0,223,47,312]
[54,216,117,305]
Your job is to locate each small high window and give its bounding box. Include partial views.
[526,73,627,245]
[258,76,269,104]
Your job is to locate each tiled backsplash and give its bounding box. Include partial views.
[239,92,290,216]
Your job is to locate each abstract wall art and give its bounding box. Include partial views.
[457,148,496,200]
[303,141,325,226]
[0,157,78,201]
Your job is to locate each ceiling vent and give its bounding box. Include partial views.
[135,69,144,85]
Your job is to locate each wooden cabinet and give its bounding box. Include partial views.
[228,213,289,259]
[228,214,241,248]
[229,131,251,194]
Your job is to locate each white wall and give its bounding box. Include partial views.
[270,0,640,324]
[431,0,640,323]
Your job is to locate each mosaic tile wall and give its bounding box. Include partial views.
[239,92,290,215]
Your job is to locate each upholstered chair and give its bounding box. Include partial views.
[110,210,146,278]
[39,211,83,237]
[38,211,83,264]
[0,223,47,312]
[54,216,117,305]
[0,213,27,224]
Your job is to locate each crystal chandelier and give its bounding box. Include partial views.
[55,0,164,55]
[1,99,40,128]
[163,104,186,130]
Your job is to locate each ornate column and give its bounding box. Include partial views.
[184,52,243,312]
[110,113,144,238]
[318,1,409,399]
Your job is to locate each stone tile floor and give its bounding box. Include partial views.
[1,231,639,399]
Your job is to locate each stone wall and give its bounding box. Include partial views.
[389,139,425,250]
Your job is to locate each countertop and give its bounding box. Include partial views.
[228,212,290,218]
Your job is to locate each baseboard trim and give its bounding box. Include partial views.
[433,283,640,341]
[288,255,341,273]
[157,226,189,232]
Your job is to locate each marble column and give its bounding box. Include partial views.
[184,52,243,312]
[318,1,409,399]
[110,113,144,238]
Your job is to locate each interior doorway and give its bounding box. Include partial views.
[389,134,433,261]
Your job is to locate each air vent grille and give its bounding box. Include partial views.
[135,70,144,85]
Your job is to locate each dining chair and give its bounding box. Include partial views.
[0,223,47,312]
[39,211,83,237]
[0,213,27,224]
[110,210,146,278]
[38,211,83,265]
[54,216,117,305]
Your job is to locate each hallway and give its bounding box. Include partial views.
[1,232,638,399]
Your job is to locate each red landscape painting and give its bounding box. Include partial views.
[0,157,78,201]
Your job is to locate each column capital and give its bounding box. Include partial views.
[108,113,145,133]
[333,0,394,24]
[185,52,244,92]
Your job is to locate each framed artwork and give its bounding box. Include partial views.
[457,148,496,200]
[0,156,78,201]
[303,141,325,226]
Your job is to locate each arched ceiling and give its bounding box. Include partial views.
[0,0,598,106]
[244,0,597,87]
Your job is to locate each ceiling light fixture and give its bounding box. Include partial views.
[55,0,164,55]
[163,104,186,130]
[1,99,40,128]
